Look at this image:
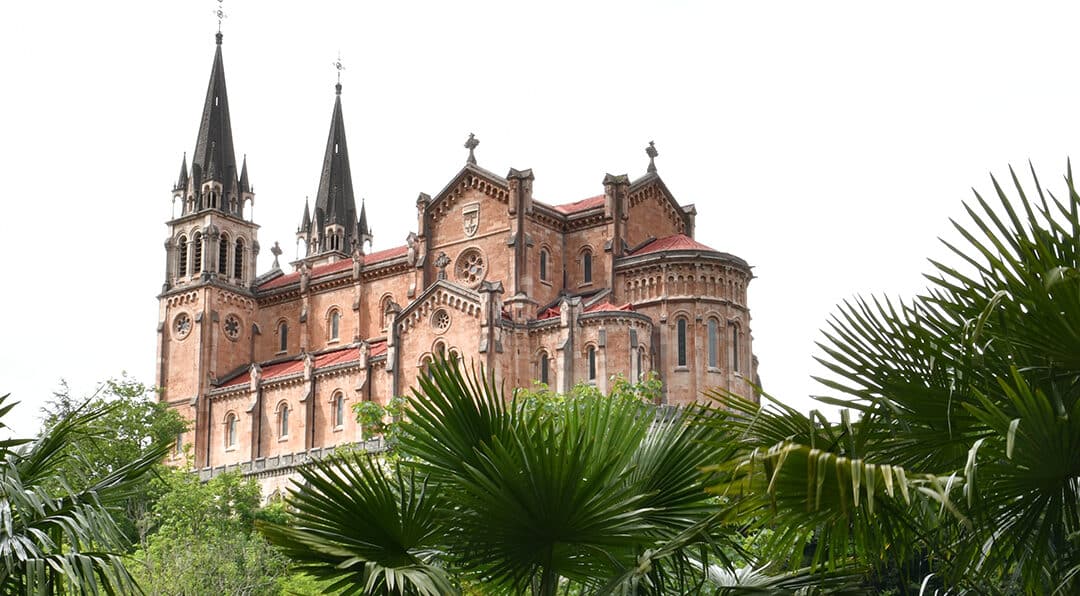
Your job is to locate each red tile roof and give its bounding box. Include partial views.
[257,245,408,291]
[584,301,633,313]
[364,245,409,264]
[631,234,716,256]
[219,345,364,388]
[368,339,388,358]
[552,194,604,214]
[538,305,560,320]
[537,301,633,320]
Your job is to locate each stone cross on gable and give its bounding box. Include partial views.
[464,133,479,165]
[646,140,659,173]
[434,251,451,280]
[270,241,283,269]
[332,53,345,85]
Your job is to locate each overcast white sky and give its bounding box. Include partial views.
[2,1,1079,437]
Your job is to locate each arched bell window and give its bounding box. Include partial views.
[192,232,203,274]
[218,233,229,274]
[234,237,244,280]
[177,235,188,277]
[676,317,688,367]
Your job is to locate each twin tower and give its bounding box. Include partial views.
[157,32,759,490]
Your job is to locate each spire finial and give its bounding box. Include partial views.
[464,133,479,165]
[646,140,658,173]
[215,0,226,39]
[333,52,345,94]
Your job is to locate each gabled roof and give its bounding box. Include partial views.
[217,342,382,389]
[537,300,634,321]
[550,194,605,214]
[630,234,717,256]
[256,245,408,292]
[191,32,238,187]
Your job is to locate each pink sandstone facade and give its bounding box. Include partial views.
[156,33,759,492]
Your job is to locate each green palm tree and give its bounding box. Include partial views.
[0,393,170,594]
[263,361,820,595]
[710,164,1080,594]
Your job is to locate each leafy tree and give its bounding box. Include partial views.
[0,392,169,594]
[711,164,1080,594]
[39,375,188,545]
[133,468,291,594]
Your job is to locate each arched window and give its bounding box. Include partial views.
[174,432,183,456]
[192,232,203,274]
[420,356,434,379]
[208,190,217,209]
[433,341,446,361]
[587,345,597,381]
[539,249,549,282]
[177,235,188,277]
[707,318,719,369]
[334,393,345,428]
[234,237,244,280]
[329,309,341,341]
[582,249,593,284]
[637,347,645,381]
[225,413,237,448]
[278,402,289,438]
[278,321,288,353]
[676,318,688,367]
[218,233,229,274]
[730,323,740,372]
[539,352,550,385]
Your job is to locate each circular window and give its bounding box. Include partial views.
[223,314,241,341]
[455,247,486,287]
[431,309,451,333]
[173,313,192,340]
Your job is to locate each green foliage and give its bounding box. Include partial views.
[353,395,408,444]
[708,164,1080,594]
[0,392,169,594]
[258,359,847,595]
[39,374,188,546]
[133,469,291,594]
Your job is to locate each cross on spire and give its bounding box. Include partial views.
[465,133,479,165]
[646,140,659,173]
[333,52,345,92]
[215,0,227,35]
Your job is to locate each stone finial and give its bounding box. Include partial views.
[646,140,659,173]
[270,241,283,269]
[434,251,451,280]
[464,133,479,165]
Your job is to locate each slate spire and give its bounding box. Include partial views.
[358,197,372,250]
[175,153,189,191]
[306,81,358,254]
[191,32,238,191]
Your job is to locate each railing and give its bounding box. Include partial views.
[197,438,387,481]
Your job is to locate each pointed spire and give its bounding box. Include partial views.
[358,197,372,250]
[192,32,238,191]
[239,154,250,193]
[312,81,358,253]
[175,153,189,191]
[299,198,311,232]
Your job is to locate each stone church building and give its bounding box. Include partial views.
[156,33,759,489]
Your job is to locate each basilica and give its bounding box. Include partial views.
[156,31,759,491]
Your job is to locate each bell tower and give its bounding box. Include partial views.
[157,30,260,467]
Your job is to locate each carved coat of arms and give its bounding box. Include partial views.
[462,203,479,237]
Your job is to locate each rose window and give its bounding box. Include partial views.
[174,313,192,339]
[455,248,486,286]
[431,309,451,333]
[223,314,241,341]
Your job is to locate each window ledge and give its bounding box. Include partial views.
[327,339,340,345]
[333,425,344,433]
[578,281,593,289]
[275,350,287,356]
[539,279,552,287]
[707,366,722,373]
[673,366,690,373]
[277,436,289,443]
[224,445,237,452]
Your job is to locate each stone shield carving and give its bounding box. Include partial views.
[462,203,479,237]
